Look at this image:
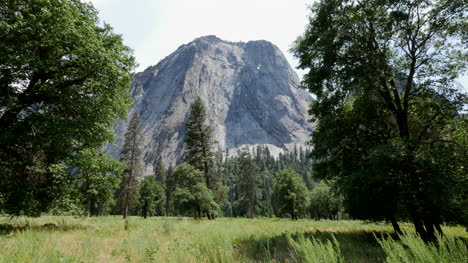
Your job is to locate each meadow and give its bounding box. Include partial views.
[0,216,466,263]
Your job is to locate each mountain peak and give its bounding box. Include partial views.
[193,35,223,43]
[108,37,314,174]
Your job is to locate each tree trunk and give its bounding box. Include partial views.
[123,203,128,219]
[143,200,148,219]
[389,216,403,235]
[86,199,92,217]
[411,213,428,240]
[435,222,443,234]
[423,216,436,241]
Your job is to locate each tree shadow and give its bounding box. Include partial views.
[0,223,88,236]
[234,229,397,263]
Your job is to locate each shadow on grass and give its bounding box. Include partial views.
[0,223,88,235]
[234,229,398,263]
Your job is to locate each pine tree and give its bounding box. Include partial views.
[164,166,175,215]
[153,156,166,187]
[118,112,143,219]
[184,97,214,188]
[238,148,259,218]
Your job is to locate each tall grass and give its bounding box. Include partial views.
[288,234,345,263]
[0,216,466,262]
[377,231,468,263]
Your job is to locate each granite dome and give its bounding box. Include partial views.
[107,36,313,174]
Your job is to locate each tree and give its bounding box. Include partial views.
[273,169,309,220]
[309,181,343,220]
[164,166,175,215]
[153,156,166,187]
[293,0,467,239]
[151,156,167,215]
[118,112,143,219]
[238,148,259,218]
[0,0,135,215]
[171,164,218,218]
[184,97,215,188]
[138,175,165,218]
[71,148,124,217]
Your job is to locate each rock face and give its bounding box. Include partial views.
[107,35,313,174]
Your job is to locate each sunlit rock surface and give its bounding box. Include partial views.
[107,36,313,173]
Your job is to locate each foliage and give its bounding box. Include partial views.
[46,163,84,216]
[273,169,310,220]
[184,97,215,188]
[171,164,218,218]
[238,148,260,218]
[117,112,143,219]
[173,183,219,218]
[309,181,343,220]
[138,175,165,218]
[47,149,124,217]
[377,231,468,263]
[219,145,317,218]
[288,234,344,263]
[292,0,467,238]
[153,156,166,188]
[71,148,124,216]
[0,0,135,215]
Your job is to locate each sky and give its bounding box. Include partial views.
[87,0,310,74]
[87,0,467,89]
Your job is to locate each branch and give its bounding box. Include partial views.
[417,110,441,141]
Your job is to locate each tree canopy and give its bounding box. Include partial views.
[171,164,218,218]
[273,169,309,220]
[293,0,467,239]
[0,0,135,215]
[70,148,124,217]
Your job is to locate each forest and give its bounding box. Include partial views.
[0,0,467,262]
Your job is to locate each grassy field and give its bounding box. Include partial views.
[0,216,466,263]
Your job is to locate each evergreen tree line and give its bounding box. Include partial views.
[123,97,345,220]
[139,144,344,220]
[48,98,344,220]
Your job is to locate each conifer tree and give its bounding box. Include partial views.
[118,112,143,219]
[153,156,166,187]
[238,148,259,218]
[184,97,214,188]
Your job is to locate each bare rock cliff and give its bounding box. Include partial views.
[107,36,313,173]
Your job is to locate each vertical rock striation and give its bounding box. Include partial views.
[107,35,313,173]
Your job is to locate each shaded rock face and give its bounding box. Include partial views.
[107,35,313,174]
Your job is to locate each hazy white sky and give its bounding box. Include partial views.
[88,0,466,89]
[88,0,311,74]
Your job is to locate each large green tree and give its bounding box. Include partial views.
[293,0,467,239]
[138,175,165,218]
[171,164,218,218]
[0,0,135,215]
[309,181,343,220]
[71,148,124,217]
[273,169,309,220]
